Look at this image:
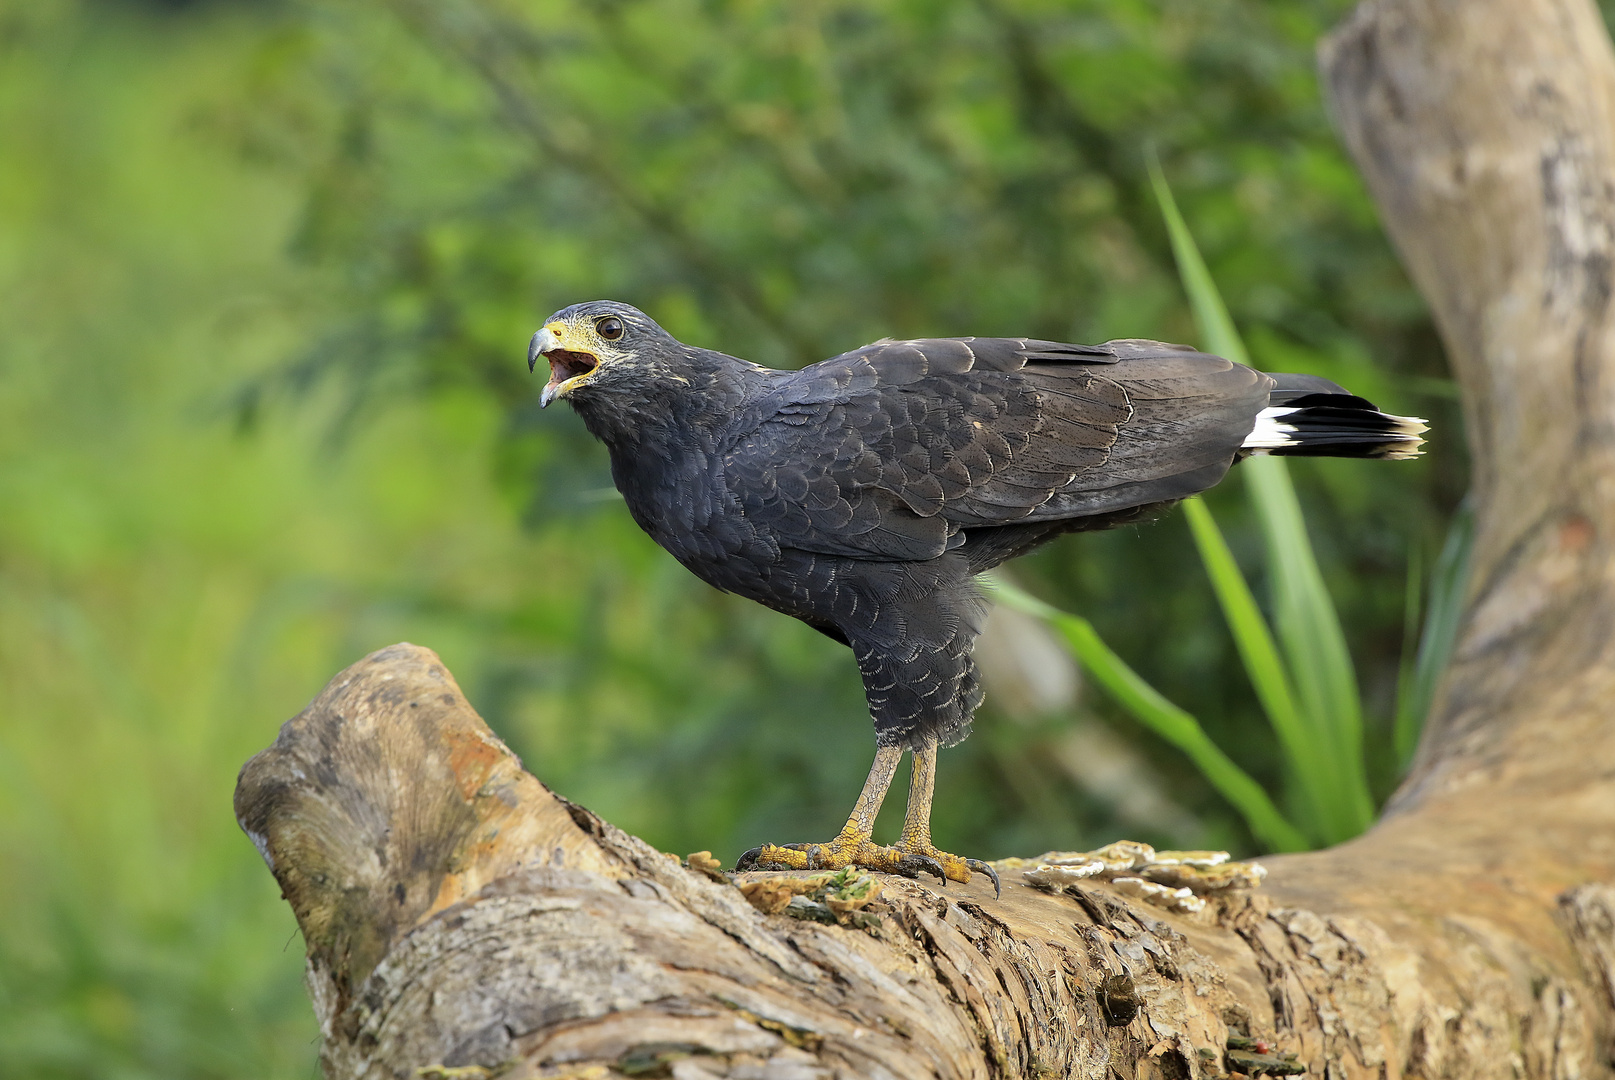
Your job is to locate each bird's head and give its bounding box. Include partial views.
[528,300,679,408]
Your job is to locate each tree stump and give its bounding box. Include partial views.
[235,0,1615,1076]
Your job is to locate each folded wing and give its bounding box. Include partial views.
[723,337,1270,561]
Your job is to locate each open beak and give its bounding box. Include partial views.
[528,323,601,408]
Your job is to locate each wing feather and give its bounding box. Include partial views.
[721,337,1269,560]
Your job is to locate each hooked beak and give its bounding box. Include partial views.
[528,322,601,408]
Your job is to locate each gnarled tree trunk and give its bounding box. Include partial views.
[235,1,1615,1076]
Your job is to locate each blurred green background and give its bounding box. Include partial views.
[3,0,1546,1073]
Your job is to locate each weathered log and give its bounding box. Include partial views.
[235,634,1615,1079]
[235,0,1615,1076]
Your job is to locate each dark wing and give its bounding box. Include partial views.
[1024,339,1272,519]
[723,337,1268,561]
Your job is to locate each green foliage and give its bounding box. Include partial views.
[266,0,1466,840]
[1151,162,1373,843]
[988,164,1460,855]
[985,576,1307,853]
[0,0,1473,1076]
[1395,499,1474,768]
[1179,498,1320,841]
[1,8,329,1075]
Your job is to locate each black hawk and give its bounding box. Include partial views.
[529,301,1424,894]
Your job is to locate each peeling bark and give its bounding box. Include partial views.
[235,637,1615,1079]
[236,1,1615,1076]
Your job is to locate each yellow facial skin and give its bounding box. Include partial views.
[530,318,619,408]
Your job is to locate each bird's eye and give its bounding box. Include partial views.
[595,315,625,341]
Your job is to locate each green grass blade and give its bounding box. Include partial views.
[1145,150,1250,368]
[1395,540,1424,766]
[1245,459,1374,837]
[983,574,1308,853]
[1181,497,1325,839]
[1394,500,1474,768]
[1148,151,1374,841]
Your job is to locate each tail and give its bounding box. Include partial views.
[1242,373,1427,461]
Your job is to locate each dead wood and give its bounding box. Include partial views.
[235,1,1615,1076]
[235,634,1614,1080]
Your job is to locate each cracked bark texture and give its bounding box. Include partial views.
[235,1,1615,1076]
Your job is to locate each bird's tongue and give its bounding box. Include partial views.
[547,350,597,384]
[540,350,598,407]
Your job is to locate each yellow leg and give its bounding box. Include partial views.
[894,741,1001,896]
[845,744,902,837]
[736,745,949,882]
[736,742,1001,896]
[898,738,939,851]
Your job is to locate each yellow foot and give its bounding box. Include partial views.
[735,833,944,883]
[736,834,1001,897]
[907,842,1002,897]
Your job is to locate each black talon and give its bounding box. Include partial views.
[906,852,949,885]
[882,854,922,880]
[966,858,1002,899]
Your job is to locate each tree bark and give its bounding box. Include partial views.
[235,1,1615,1076]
